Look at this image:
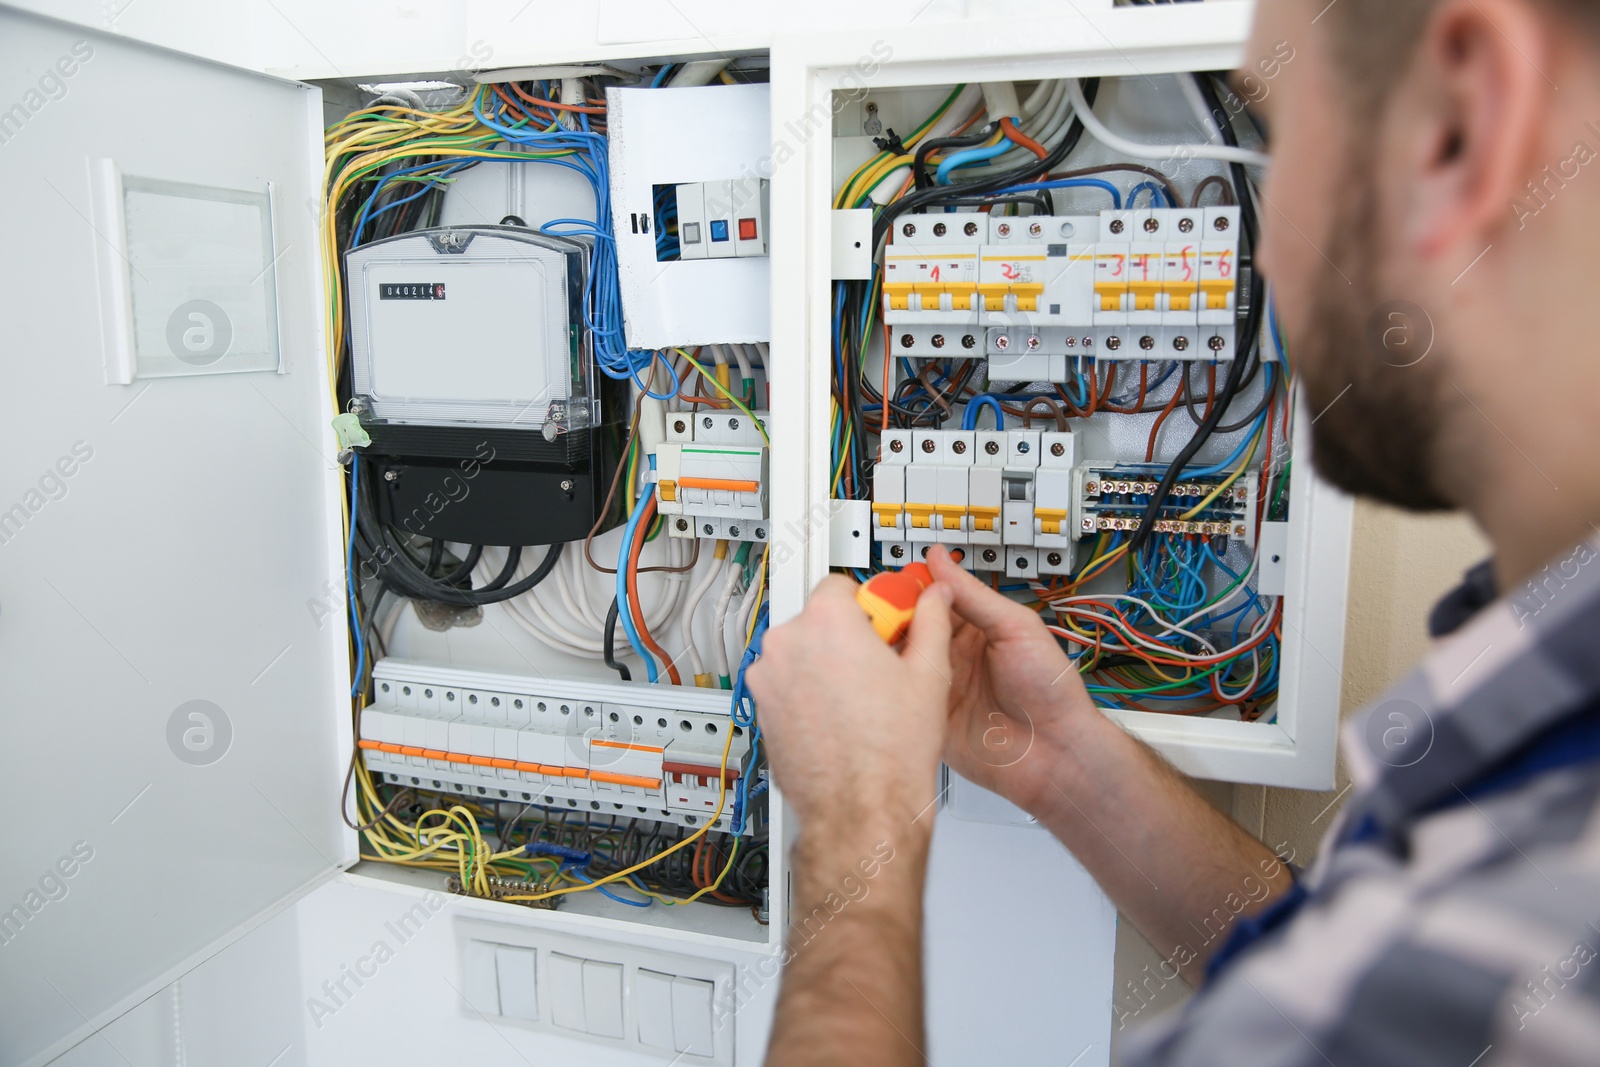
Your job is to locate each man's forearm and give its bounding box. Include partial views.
[765,820,932,1067]
[1017,710,1295,985]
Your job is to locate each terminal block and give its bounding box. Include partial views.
[657,410,770,542]
[360,660,759,835]
[881,207,1243,375]
[1071,463,1259,546]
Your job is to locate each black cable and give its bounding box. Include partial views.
[441,544,483,584]
[353,472,566,605]
[603,596,632,681]
[921,192,1053,216]
[912,123,999,190]
[1125,76,1264,559]
[874,79,1099,255]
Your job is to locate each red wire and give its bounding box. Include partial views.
[999,117,1048,178]
[626,494,682,684]
[1046,601,1282,668]
[509,83,608,114]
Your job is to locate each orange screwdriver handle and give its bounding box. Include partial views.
[856,562,934,643]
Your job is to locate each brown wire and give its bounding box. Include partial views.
[1191,174,1237,207]
[582,393,701,575]
[341,748,413,832]
[1021,395,1068,430]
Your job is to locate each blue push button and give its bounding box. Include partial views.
[709,219,730,242]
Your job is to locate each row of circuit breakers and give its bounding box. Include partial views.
[673,178,770,260]
[873,427,1260,579]
[359,661,758,836]
[884,206,1243,380]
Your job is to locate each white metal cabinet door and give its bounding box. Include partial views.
[0,8,350,1066]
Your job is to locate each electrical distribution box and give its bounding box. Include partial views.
[1,3,1349,1066]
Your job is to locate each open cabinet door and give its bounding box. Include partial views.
[0,8,351,1065]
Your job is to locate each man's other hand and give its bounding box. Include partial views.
[747,573,954,838]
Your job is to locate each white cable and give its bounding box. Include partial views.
[677,548,727,681]
[476,549,603,656]
[1178,75,1222,145]
[752,341,769,368]
[1048,596,1277,662]
[734,567,762,643]
[1065,79,1269,170]
[1038,588,1219,653]
[731,344,754,397]
[709,558,744,680]
[668,60,728,88]
[1021,78,1054,118]
[951,79,1070,181]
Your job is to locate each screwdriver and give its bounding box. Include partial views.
[856,561,934,643]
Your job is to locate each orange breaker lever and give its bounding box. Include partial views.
[856,562,934,643]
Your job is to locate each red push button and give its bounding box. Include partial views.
[737,217,758,241]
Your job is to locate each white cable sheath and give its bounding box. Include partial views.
[678,549,727,681]
[980,81,1021,122]
[1066,80,1269,170]
[669,59,728,87]
[709,561,744,680]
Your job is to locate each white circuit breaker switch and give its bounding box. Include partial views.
[872,462,907,542]
[1161,209,1204,323]
[1032,431,1074,548]
[1199,206,1241,322]
[727,177,770,258]
[675,182,708,260]
[969,465,1002,545]
[701,179,739,260]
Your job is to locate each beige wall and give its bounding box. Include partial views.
[1107,501,1490,1051]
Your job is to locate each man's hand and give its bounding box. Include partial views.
[747,573,954,837]
[925,545,1098,814]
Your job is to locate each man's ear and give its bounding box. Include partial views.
[1400,0,1551,259]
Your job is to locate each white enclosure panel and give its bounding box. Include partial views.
[607,84,772,347]
[771,3,1354,790]
[296,873,782,1066]
[926,809,1117,1067]
[0,9,350,1067]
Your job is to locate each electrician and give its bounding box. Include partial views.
[750,0,1600,1063]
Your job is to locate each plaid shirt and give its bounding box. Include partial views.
[1121,537,1600,1067]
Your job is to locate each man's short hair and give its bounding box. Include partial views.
[1324,0,1600,115]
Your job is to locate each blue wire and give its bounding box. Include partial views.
[566,866,652,907]
[935,136,1014,184]
[1127,181,1169,208]
[730,605,768,834]
[652,64,676,87]
[988,177,1122,209]
[469,87,658,388]
[346,454,366,696]
[614,486,659,681]
[961,395,1007,430]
